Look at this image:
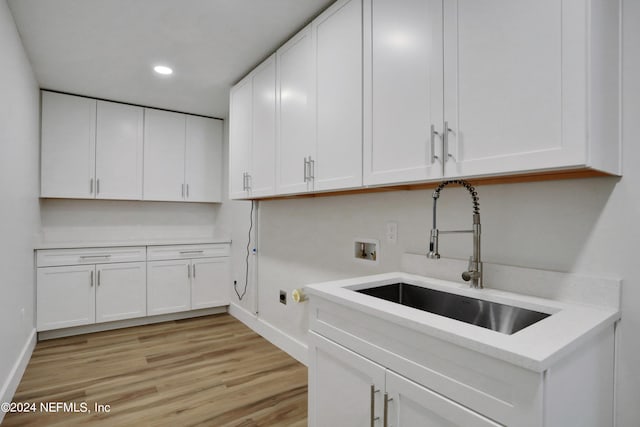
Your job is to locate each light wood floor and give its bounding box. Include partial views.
[3,314,308,426]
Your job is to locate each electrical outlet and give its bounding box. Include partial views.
[279,290,287,305]
[386,221,398,244]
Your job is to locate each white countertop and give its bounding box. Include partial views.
[305,272,620,372]
[34,238,231,250]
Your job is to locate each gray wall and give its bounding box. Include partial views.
[0,0,40,406]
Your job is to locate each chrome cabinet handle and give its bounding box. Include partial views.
[181,183,185,198]
[308,157,315,180]
[97,270,101,286]
[430,124,440,164]
[186,184,189,198]
[79,255,111,260]
[96,179,100,194]
[193,264,196,278]
[90,270,94,287]
[187,264,191,279]
[303,158,308,182]
[443,121,454,162]
[180,250,204,255]
[242,172,251,191]
[383,393,393,427]
[370,385,380,427]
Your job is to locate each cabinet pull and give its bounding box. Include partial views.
[180,250,204,255]
[242,172,248,191]
[370,385,380,427]
[383,393,393,427]
[97,270,101,286]
[303,158,308,182]
[96,178,100,194]
[308,157,315,180]
[90,178,94,194]
[443,121,454,162]
[182,183,185,198]
[90,270,94,287]
[80,255,111,260]
[187,264,191,279]
[186,184,189,198]
[193,264,196,278]
[430,124,440,164]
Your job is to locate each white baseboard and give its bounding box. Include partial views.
[0,328,36,424]
[229,303,308,366]
[38,307,227,340]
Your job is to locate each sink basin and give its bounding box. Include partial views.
[356,283,550,335]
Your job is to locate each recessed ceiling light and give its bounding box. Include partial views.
[153,65,173,75]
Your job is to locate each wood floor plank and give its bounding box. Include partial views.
[3,314,308,426]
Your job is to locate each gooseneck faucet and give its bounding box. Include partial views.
[427,179,483,289]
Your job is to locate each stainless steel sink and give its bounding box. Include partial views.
[356,283,550,335]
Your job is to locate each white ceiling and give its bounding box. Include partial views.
[7,0,334,118]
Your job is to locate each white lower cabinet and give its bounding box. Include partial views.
[309,294,615,427]
[146,244,231,315]
[37,265,96,331]
[36,244,230,334]
[191,257,230,310]
[310,332,498,427]
[146,259,192,315]
[95,262,146,323]
[37,260,146,332]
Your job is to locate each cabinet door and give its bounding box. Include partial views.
[314,0,362,191]
[386,370,500,427]
[191,258,230,309]
[147,260,191,315]
[229,77,252,200]
[185,116,223,202]
[37,265,95,331]
[442,0,583,178]
[364,0,444,185]
[309,332,386,427]
[95,101,144,200]
[143,109,186,201]
[276,26,315,195]
[250,55,277,197]
[41,92,96,198]
[96,262,146,323]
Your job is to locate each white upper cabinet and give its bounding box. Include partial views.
[42,91,222,202]
[250,56,277,198]
[143,109,186,201]
[441,0,610,178]
[95,100,144,199]
[41,92,96,198]
[144,109,222,202]
[363,0,444,186]
[229,77,253,200]
[228,0,620,199]
[276,27,316,195]
[314,0,363,191]
[185,115,223,202]
[363,0,620,184]
[229,55,277,200]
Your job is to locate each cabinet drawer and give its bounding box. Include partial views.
[36,247,146,267]
[146,244,230,261]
